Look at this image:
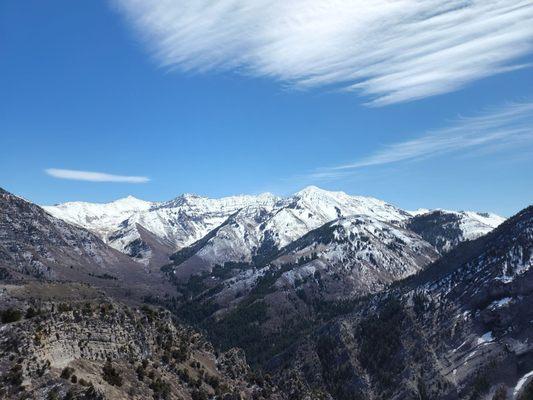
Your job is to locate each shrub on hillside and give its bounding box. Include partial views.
[1,308,22,323]
[102,360,123,387]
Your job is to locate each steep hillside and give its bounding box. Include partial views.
[407,209,505,253]
[0,188,169,297]
[274,205,533,400]
[159,214,438,365]
[0,282,283,400]
[170,186,413,274]
[271,215,438,296]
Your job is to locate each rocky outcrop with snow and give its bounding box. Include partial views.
[406,209,505,253]
[271,215,438,296]
[168,186,413,270]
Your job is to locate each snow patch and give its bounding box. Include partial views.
[489,297,512,310]
[477,331,494,345]
[514,370,533,398]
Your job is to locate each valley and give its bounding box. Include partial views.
[1,186,531,399]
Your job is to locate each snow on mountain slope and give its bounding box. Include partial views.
[43,196,154,238]
[407,208,431,216]
[170,203,281,276]
[270,215,439,296]
[407,209,505,253]
[171,186,414,273]
[44,192,279,264]
[415,206,532,297]
[169,214,440,341]
[44,187,503,268]
[108,193,280,261]
[460,210,505,234]
[278,205,532,400]
[126,192,279,246]
[262,186,411,249]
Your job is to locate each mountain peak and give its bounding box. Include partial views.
[112,195,151,206]
[159,193,207,208]
[181,193,203,199]
[296,185,327,194]
[294,185,347,199]
[175,192,205,202]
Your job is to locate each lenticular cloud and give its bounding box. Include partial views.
[114,0,533,106]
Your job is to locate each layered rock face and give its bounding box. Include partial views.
[0,283,283,400]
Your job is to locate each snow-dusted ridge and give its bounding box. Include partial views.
[44,192,282,263]
[406,208,506,254]
[408,208,504,230]
[270,214,439,296]
[44,187,505,265]
[43,195,155,239]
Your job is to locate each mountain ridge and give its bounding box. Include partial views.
[272,204,533,399]
[1,185,532,399]
[44,186,504,267]
[0,187,172,298]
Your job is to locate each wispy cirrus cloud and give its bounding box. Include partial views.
[113,0,533,105]
[45,168,149,183]
[307,101,533,179]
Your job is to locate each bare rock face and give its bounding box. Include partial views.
[0,282,283,400]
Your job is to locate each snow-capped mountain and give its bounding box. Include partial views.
[169,186,414,272]
[271,215,439,297]
[44,186,504,267]
[406,209,505,253]
[107,192,280,263]
[4,183,530,399]
[44,192,279,264]
[43,195,154,238]
[262,186,412,249]
[164,214,440,340]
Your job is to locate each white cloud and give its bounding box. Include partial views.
[113,0,533,105]
[308,101,533,179]
[45,168,149,183]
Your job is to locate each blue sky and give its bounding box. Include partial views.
[1,0,532,216]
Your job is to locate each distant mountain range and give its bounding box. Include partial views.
[43,186,504,267]
[2,186,531,399]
